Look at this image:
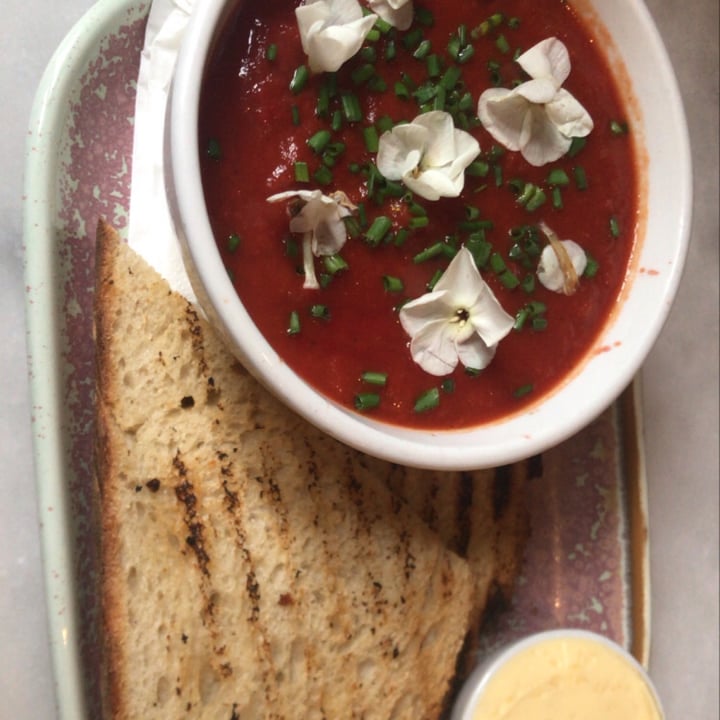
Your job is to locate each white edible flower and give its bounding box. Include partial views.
[477,37,593,166]
[295,0,377,73]
[399,247,514,376]
[267,189,356,289]
[366,0,413,30]
[537,221,587,295]
[376,111,481,201]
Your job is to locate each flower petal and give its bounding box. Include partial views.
[399,290,455,336]
[376,123,428,180]
[477,88,528,152]
[518,105,572,166]
[367,0,413,30]
[296,0,376,73]
[409,318,461,376]
[517,36,571,86]
[376,111,479,200]
[455,334,497,371]
[545,88,594,139]
[414,110,457,168]
[537,239,587,292]
[514,77,558,105]
[403,168,458,200]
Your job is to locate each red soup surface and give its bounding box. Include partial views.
[200,0,639,430]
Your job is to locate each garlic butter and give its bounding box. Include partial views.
[469,633,663,720]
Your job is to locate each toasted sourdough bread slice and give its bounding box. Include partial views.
[94,219,478,720]
[385,461,531,662]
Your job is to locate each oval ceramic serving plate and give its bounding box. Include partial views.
[24,1,651,718]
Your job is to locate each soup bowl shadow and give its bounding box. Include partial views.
[166,0,691,471]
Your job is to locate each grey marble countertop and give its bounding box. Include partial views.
[1,0,717,718]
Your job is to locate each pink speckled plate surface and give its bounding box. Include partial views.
[23,1,650,718]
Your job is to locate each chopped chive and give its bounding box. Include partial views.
[341,93,362,122]
[464,366,482,377]
[609,215,621,237]
[427,268,443,290]
[310,304,330,320]
[567,136,587,157]
[227,233,241,253]
[551,186,564,210]
[408,215,429,230]
[403,27,424,50]
[265,43,278,61]
[414,387,440,413]
[457,44,475,64]
[366,28,381,42]
[525,187,546,211]
[584,254,599,278]
[490,252,507,274]
[573,165,588,190]
[324,254,348,275]
[413,242,445,263]
[206,138,221,160]
[413,39,432,59]
[440,65,462,90]
[285,237,299,258]
[495,33,510,54]
[313,165,333,185]
[289,64,309,94]
[373,14,393,34]
[513,383,534,398]
[331,109,343,132]
[513,308,529,331]
[393,228,410,246]
[361,371,388,386]
[499,270,520,289]
[354,392,381,411]
[508,16,521,29]
[531,316,548,331]
[376,115,394,133]
[521,273,535,293]
[426,53,442,77]
[351,63,376,86]
[382,275,404,292]
[287,310,301,335]
[394,81,411,100]
[385,40,397,61]
[610,119,629,135]
[294,161,310,183]
[363,125,380,153]
[441,378,455,393]
[467,160,490,177]
[360,46,377,63]
[546,168,570,186]
[307,129,331,154]
[365,215,392,246]
[291,105,301,126]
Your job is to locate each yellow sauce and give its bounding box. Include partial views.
[471,635,663,720]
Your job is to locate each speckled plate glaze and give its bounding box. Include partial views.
[23,1,650,718]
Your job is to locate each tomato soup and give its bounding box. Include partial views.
[199,0,639,429]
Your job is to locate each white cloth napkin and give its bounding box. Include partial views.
[128,0,195,302]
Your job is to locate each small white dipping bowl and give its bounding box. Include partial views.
[166,0,691,471]
[451,629,664,720]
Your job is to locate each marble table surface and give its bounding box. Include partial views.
[1,0,717,718]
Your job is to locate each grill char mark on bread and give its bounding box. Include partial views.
[97,218,532,720]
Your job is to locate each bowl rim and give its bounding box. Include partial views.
[450,628,665,719]
[168,0,692,471]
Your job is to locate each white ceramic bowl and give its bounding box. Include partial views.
[167,0,691,471]
[451,629,664,719]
